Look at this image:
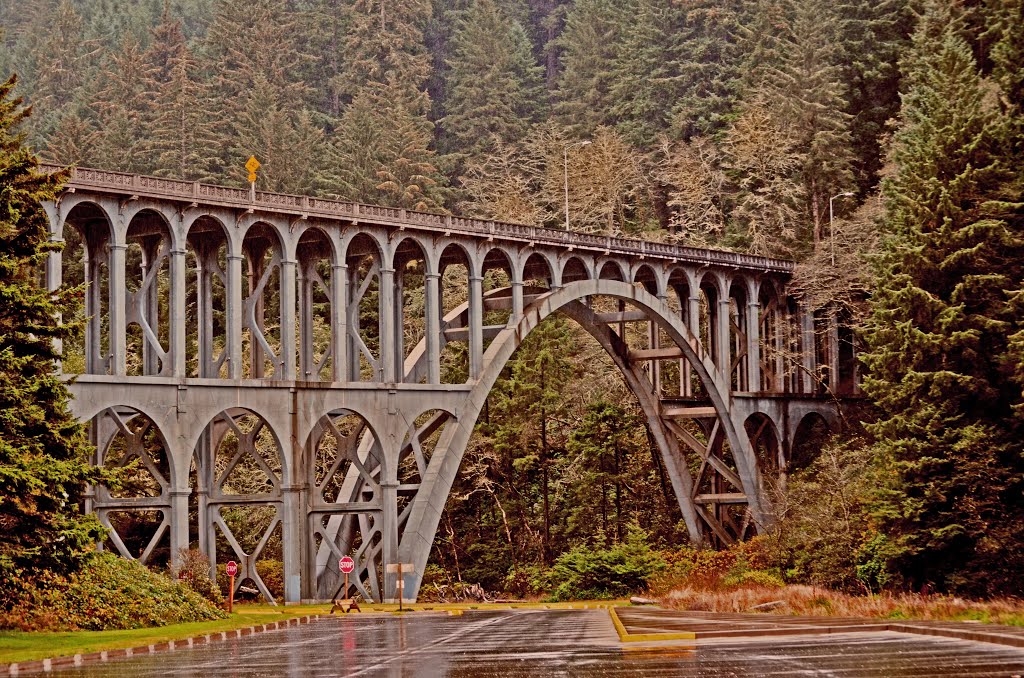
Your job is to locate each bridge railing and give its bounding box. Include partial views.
[41,164,794,273]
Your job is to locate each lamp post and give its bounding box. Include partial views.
[829,191,854,266]
[563,140,591,231]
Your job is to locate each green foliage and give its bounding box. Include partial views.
[0,75,108,578]
[544,526,664,601]
[0,552,226,631]
[860,0,1024,596]
[172,548,223,606]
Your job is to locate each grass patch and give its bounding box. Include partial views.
[660,584,1024,625]
[0,605,322,665]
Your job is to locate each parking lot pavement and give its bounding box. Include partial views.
[45,608,1024,677]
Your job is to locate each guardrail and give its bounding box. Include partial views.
[42,164,795,274]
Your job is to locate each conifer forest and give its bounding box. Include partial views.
[0,0,1022,604]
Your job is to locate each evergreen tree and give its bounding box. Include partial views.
[860,1,1024,595]
[0,76,106,575]
[553,0,623,138]
[144,9,217,181]
[89,35,156,174]
[338,0,433,105]
[441,0,545,167]
[743,0,856,247]
[202,0,315,181]
[324,83,447,208]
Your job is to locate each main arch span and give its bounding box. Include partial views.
[43,166,853,603]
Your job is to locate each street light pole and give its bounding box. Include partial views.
[563,140,591,231]
[829,191,854,266]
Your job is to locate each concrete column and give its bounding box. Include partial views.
[332,264,348,382]
[169,489,190,570]
[774,308,786,392]
[511,279,524,322]
[468,275,484,380]
[379,267,396,383]
[685,294,700,396]
[280,259,297,380]
[800,304,815,394]
[394,272,405,382]
[281,485,304,604]
[716,298,731,390]
[46,238,63,366]
[347,266,361,380]
[828,307,839,393]
[227,254,244,380]
[746,301,761,392]
[108,242,127,376]
[380,479,400,602]
[424,272,441,385]
[170,249,187,377]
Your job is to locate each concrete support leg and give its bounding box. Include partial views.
[717,298,731,392]
[281,485,304,604]
[227,254,244,380]
[169,489,190,569]
[511,279,524,322]
[380,480,399,601]
[746,301,761,392]
[109,243,127,376]
[425,272,441,385]
[800,305,815,394]
[468,275,484,380]
[828,308,839,394]
[280,260,297,380]
[332,264,348,382]
[379,267,396,383]
[394,273,405,382]
[170,249,187,377]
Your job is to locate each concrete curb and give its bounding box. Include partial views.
[613,610,1024,649]
[1,614,323,676]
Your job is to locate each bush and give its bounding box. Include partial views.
[0,552,227,631]
[172,548,223,606]
[545,527,665,601]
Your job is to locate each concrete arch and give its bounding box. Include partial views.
[597,259,627,282]
[557,254,593,286]
[517,251,557,286]
[120,202,182,250]
[396,279,768,598]
[632,262,662,297]
[341,228,387,267]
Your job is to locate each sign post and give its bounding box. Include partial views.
[385,563,415,612]
[331,556,360,614]
[245,156,260,202]
[225,560,238,614]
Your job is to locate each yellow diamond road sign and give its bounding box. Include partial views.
[246,156,260,182]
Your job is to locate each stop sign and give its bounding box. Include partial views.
[226,560,238,577]
[339,556,355,574]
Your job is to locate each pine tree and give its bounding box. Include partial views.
[553,0,624,138]
[202,0,315,181]
[860,1,1024,595]
[338,0,433,105]
[89,35,156,174]
[144,10,217,181]
[324,83,446,209]
[441,0,545,167]
[743,0,856,248]
[0,76,106,575]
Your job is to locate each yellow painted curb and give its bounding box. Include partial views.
[607,607,696,643]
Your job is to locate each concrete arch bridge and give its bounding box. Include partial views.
[42,167,857,603]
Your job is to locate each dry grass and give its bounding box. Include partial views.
[661,584,1024,625]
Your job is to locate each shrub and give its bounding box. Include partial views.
[546,526,665,601]
[0,552,226,631]
[172,548,223,606]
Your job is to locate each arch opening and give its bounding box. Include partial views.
[296,227,334,381]
[186,217,229,378]
[241,223,285,379]
[61,202,112,375]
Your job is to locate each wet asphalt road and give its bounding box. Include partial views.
[48,609,1024,677]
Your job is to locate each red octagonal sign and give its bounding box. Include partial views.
[226,560,238,577]
[339,556,355,575]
